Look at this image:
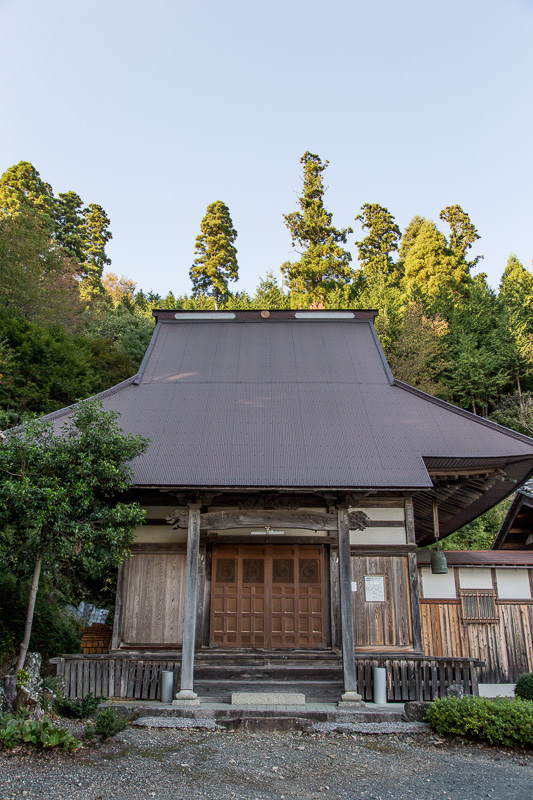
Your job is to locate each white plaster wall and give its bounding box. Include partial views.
[496,569,532,599]
[133,525,187,544]
[349,527,407,545]
[458,568,493,589]
[420,567,457,598]
[352,506,405,522]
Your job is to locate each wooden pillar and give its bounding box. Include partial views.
[405,498,423,653]
[337,506,363,702]
[174,504,201,704]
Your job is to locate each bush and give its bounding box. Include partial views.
[55,692,106,719]
[426,695,533,748]
[0,570,81,662]
[515,673,533,701]
[0,713,80,752]
[85,707,128,741]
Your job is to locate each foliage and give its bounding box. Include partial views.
[282,152,352,300]
[0,713,80,752]
[0,570,81,661]
[40,676,65,713]
[54,191,86,263]
[190,200,239,306]
[16,668,31,690]
[0,400,148,668]
[0,308,133,424]
[84,707,128,740]
[403,219,467,300]
[55,692,106,719]
[443,276,515,415]
[426,696,533,748]
[439,204,482,269]
[515,674,533,701]
[389,303,449,394]
[491,392,533,437]
[0,161,55,233]
[354,203,401,284]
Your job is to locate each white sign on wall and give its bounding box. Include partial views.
[365,575,385,602]
[351,581,357,592]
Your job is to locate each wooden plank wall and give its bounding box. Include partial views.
[421,601,533,682]
[120,553,187,646]
[351,556,411,647]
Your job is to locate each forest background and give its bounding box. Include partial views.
[1,154,532,657]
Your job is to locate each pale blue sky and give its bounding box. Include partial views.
[1,0,531,298]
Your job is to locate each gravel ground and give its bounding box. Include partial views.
[1,723,532,800]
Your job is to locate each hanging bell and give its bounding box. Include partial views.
[431,547,448,574]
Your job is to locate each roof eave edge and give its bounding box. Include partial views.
[393,379,533,448]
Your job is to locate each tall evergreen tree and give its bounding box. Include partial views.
[354,203,401,283]
[81,203,112,280]
[281,152,352,299]
[54,191,86,263]
[439,204,482,268]
[399,215,425,260]
[402,219,468,301]
[499,254,533,394]
[0,161,55,232]
[189,200,238,307]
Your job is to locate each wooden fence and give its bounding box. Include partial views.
[52,653,481,702]
[354,655,481,701]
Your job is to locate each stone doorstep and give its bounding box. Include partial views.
[231,692,306,706]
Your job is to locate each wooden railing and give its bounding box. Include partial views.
[354,655,482,702]
[52,653,482,702]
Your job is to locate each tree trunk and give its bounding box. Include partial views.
[16,551,43,673]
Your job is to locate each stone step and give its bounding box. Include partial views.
[194,679,344,702]
[230,692,306,705]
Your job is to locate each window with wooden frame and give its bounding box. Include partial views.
[459,589,498,623]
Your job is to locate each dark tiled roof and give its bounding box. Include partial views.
[41,311,533,495]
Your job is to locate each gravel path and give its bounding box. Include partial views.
[1,724,532,800]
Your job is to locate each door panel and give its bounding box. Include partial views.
[211,544,326,648]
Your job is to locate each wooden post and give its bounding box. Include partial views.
[405,498,423,653]
[337,506,363,703]
[174,504,201,704]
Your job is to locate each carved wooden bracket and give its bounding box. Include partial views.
[166,509,370,531]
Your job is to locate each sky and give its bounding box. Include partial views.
[1,0,532,299]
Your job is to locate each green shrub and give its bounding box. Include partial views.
[85,707,128,741]
[426,695,533,748]
[0,570,81,662]
[16,668,31,690]
[40,676,65,714]
[0,714,80,752]
[515,673,533,701]
[55,692,106,719]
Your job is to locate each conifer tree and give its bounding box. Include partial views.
[82,203,112,280]
[354,203,401,283]
[439,204,482,268]
[402,219,467,301]
[189,200,238,307]
[281,152,352,299]
[54,191,86,263]
[0,161,55,233]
